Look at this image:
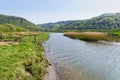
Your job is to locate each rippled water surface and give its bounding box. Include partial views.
[44,33,120,80]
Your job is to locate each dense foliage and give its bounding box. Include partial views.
[0,14,42,31]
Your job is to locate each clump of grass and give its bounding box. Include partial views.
[64,32,120,42]
[108,31,120,37]
[0,33,49,80]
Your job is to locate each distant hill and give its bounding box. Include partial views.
[0,23,28,32]
[0,14,42,31]
[38,20,77,31]
[39,13,120,32]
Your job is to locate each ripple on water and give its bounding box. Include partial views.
[45,33,120,80]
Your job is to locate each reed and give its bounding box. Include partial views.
[64,32,120,41]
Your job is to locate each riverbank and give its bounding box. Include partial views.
[0,32,49,80]
[64,32,120,42]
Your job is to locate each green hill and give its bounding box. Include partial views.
[0,14,42,31]
[0,23,28,32]
[58,13,120,31]
[39,13,120,32]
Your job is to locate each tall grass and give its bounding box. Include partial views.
[64,32,120,41]
[0,32,49,80]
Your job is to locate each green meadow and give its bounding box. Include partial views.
[0,32,49,80]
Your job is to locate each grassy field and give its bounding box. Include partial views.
[64,32,120,42]
[0,32,49,80]
[108,31,120,37]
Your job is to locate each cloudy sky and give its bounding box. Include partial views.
[0,0,120,24]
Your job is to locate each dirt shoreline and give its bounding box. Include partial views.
[44,65,58,80]
[43,41,58,80]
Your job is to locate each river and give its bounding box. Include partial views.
[44,33,120,80]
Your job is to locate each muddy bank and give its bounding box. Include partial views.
[44,65,58,80]
[43,41,58,80]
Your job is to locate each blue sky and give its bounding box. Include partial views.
[0,0,120,24]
